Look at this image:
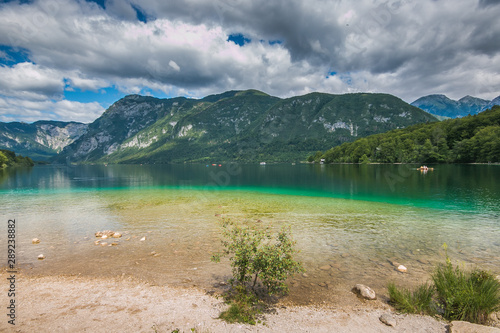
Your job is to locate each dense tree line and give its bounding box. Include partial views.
[0,149,34,169]
[309,106,500,164]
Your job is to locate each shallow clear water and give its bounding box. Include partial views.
[1,164,499,304]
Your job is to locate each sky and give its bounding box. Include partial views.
[0,0,499,123]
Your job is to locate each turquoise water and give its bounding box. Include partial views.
[1,164,499,304]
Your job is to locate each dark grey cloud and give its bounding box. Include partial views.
[0,0,499,122]
[478,0,500,7]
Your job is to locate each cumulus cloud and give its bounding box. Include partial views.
[0,62,64,100]
[0,96,105,123]
[0,0,499,122]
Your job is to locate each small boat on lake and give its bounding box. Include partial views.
[417,165,434,171]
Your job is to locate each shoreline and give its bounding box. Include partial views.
[2,272,499,332]
[1,272,447,333]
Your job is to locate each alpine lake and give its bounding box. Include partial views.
[1,163,499,305]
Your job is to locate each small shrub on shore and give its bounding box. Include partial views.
[388,282,435,315]
[211,218,304,324]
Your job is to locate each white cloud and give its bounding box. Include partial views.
[0,62,64,100]
[168,60,181,72]
[0,97,105,123]
[0,0,499,123]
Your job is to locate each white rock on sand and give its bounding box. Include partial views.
[2,273,451,333]
[353,284,377,300]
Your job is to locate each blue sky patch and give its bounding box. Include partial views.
[325,71,337,79]
[227,34,251,46]
[0,45,31,66]
[63,86,170,109]
[269,40,283,45]
[132,4,148,23]
[85,0,105,9]
[64,87,126,108]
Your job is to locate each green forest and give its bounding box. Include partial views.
[309,105,500,164]
[0,149,35,169]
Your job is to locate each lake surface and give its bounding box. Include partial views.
[1,164,499,304]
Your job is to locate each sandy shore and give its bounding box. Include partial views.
[0,272,458,333]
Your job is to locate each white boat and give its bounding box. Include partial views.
[260,162,266,165]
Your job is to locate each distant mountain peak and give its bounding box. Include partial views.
[411,94,498,118]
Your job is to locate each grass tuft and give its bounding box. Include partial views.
[432,263,500,324]
[217,285,262,325]
[388,282,435,315]
[388,245,500,325]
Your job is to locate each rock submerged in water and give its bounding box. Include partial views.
[95,230,116,239]
[353,284,376,300]
[397,265,408,273]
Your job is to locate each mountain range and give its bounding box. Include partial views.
[411,94,500,118]
[1,90,437,163]
[0,121,88,160]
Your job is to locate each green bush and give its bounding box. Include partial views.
[211,218,304,324]
[432,261,500,323]
[388,282,435,315]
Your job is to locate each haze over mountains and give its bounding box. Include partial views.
[411,94,500,118]
[0,90,438,163]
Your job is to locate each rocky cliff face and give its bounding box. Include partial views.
[0,121,88,160]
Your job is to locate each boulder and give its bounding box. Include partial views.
[112,232,122,238]
[37,254,45,260]
[379,314,396,327]
[32,238,41,244]
[140,236,146,241]
[353,284,376,300]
